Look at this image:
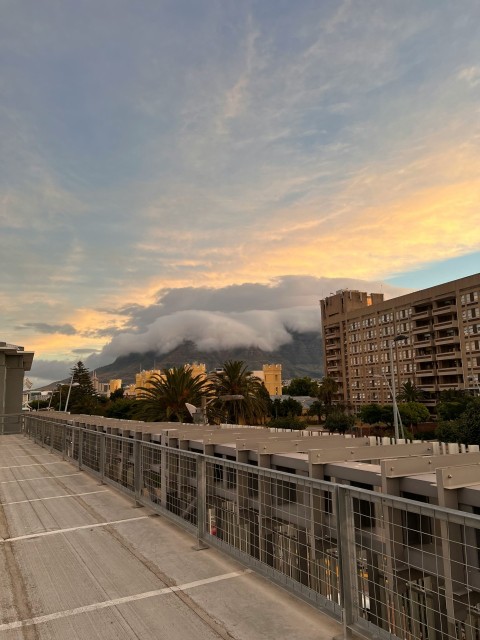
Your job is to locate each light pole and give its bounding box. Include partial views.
[390,334,407,441]
[64,378,80,413]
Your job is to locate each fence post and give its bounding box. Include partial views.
[134,434,143,506]
[41,419,45,448]
[194,456,208,550]
[99,433,105,484]
[50,423,54,453]
[78,428,83,470]
[335,485,358,639]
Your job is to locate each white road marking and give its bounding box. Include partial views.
[1,490,109,506]
[0,462,64,470]
[0,570,251,631]
[1,516,149,542]
[0,473,81,485]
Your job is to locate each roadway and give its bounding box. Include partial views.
[0,434,342,640]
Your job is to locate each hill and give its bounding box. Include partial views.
[94,331,323,384]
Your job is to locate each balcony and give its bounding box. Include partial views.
[415,352,435,362]
[416,369,435,377]
[414,337,434,347]
[437,366,463,375]
[433,303,456,315]
[433,318,458,330]
[412,324,433,334]
[411,308,431,319]
[417,384,437,392]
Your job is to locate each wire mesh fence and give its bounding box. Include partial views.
[20,414,480,640]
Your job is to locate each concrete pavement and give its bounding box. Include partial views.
[0,434,343,640]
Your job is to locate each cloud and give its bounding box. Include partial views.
[90,275,408,364]
[458,66,480,87]
[18,323,77,335]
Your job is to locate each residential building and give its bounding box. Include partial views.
[320,273,480,409]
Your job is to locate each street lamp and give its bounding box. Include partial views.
[390,334,407,441]
[64,378,80,413]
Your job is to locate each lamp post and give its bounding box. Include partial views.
[390,334,407,441]
[64,378,80,413]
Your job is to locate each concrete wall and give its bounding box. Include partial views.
[0,342,34,414]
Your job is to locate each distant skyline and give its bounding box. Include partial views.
[1,2,479,386]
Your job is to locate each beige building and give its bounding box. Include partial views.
[320,273,480,409]
[130,363,207,397]
[253,364,283,396]
[109,379,122,394]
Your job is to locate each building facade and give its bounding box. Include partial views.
[320,273,480,409]
[252,364,283,396]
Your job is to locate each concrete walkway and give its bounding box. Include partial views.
[0,435,342,640]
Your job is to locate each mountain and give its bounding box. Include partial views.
[94,331,323,384]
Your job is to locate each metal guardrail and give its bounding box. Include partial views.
[0,413,23,434]
[19,414,480,640]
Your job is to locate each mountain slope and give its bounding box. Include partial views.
[94,331,323,383]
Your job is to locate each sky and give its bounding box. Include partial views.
[1,1,479,386]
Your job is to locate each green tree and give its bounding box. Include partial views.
[67,361,98,414]
[109,388,124,401]
[137,367,208,422]
[317,376,338,411]
[398,402,430,428]
[282,377,319,397]
[435,421,461,443]
[308,400,326,424]
[325,410,355,434]
[457,399,480,445]
[271,397,303,418]
[268,416,304,431]
[358,403,384,425]
[209,360,269,425]
[397,380,423,403]
[105,397,138,419]
[437,390,474,422]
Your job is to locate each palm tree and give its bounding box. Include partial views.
[209,360,269,425]
[397,379,423,403]
[136,367,209,422]
[317,376,339,412]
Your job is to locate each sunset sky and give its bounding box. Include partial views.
[1,1,479,386]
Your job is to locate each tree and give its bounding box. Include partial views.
[271,397,303,419]
[209,360,269,425]
[358,403,384,425]
[67,361,98,414]
[325,410,355,434]
[308,400,326,424]
[317,377,338,411]
[282,377,319,397]
[109,388,124,401]
[397,380,423,403]
[398,402,430,429]
[136,367,209,422]
[457,399,480,446]
[268,416,304,431]
[105,398,138,420]
[437,390,474,422]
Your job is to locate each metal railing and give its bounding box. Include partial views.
[20,414,480,640]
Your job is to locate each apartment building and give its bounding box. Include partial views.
[320,273,480,408]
